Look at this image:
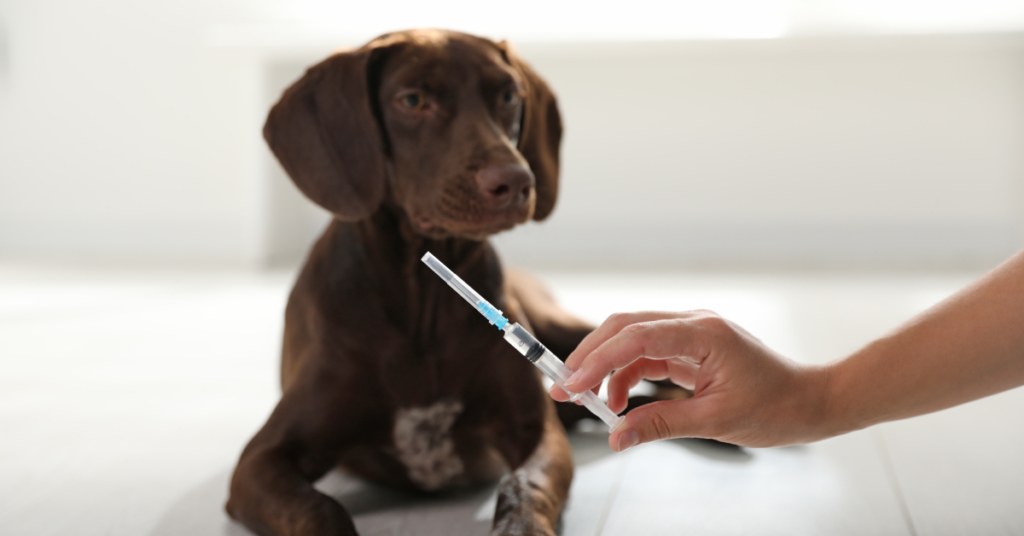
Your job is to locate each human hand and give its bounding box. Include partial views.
[549,311,834,451]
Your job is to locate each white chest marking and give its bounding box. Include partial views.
[392,400,465,490]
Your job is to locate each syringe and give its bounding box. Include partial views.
[422,252,624,432]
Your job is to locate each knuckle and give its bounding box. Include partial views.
[606,312,632,329]
[621,322,649,337]
[695,311,729,332]
[695,308,722,321]
[642,407,674,441]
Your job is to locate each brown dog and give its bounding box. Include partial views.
[225,29,596,536]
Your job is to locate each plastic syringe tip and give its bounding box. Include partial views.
[478,302,508,330]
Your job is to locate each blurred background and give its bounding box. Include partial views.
[3,1,1024,535]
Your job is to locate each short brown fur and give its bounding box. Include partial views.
[226,30,586,536]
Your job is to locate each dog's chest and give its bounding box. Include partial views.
[391,400,465,490]
[384,326,539,490]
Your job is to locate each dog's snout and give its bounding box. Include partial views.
[475,164,534,209]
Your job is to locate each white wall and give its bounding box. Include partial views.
[0,0,275,265]
[2,0,1023,270]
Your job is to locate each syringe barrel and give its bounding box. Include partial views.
[503,322,624,431]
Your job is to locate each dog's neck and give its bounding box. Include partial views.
[351,204,501,342]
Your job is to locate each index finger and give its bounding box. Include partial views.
[565,311,688,371]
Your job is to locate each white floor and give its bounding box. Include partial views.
[3,263,1023,536]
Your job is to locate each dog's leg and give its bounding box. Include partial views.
[226,377,365,536]
[491,398,573,536]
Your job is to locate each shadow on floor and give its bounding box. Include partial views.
[668,438,754,464]
[566,427,618,466]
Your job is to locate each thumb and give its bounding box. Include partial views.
[610,399,709,452]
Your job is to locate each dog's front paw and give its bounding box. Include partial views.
[491,513,557,536]
[491,472,560,536]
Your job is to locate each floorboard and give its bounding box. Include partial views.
[878,387,1024,536]
[600,433,913,536]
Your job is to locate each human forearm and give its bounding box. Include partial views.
[826,250,1024,435]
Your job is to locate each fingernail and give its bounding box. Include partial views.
[616,429,639,452]
[565,370,583,387]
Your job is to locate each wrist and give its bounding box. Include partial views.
[792,361,858,443]
[817,356,870,439]
[793,362,838,443]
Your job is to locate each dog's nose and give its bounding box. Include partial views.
[475,164,534,209]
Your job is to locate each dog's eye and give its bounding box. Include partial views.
[399,92,426,111]
[501,90,519,106]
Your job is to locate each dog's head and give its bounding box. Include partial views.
[264,29,562,240]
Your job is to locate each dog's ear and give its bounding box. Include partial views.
[263,47,389,221]
[499,42,563,221]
